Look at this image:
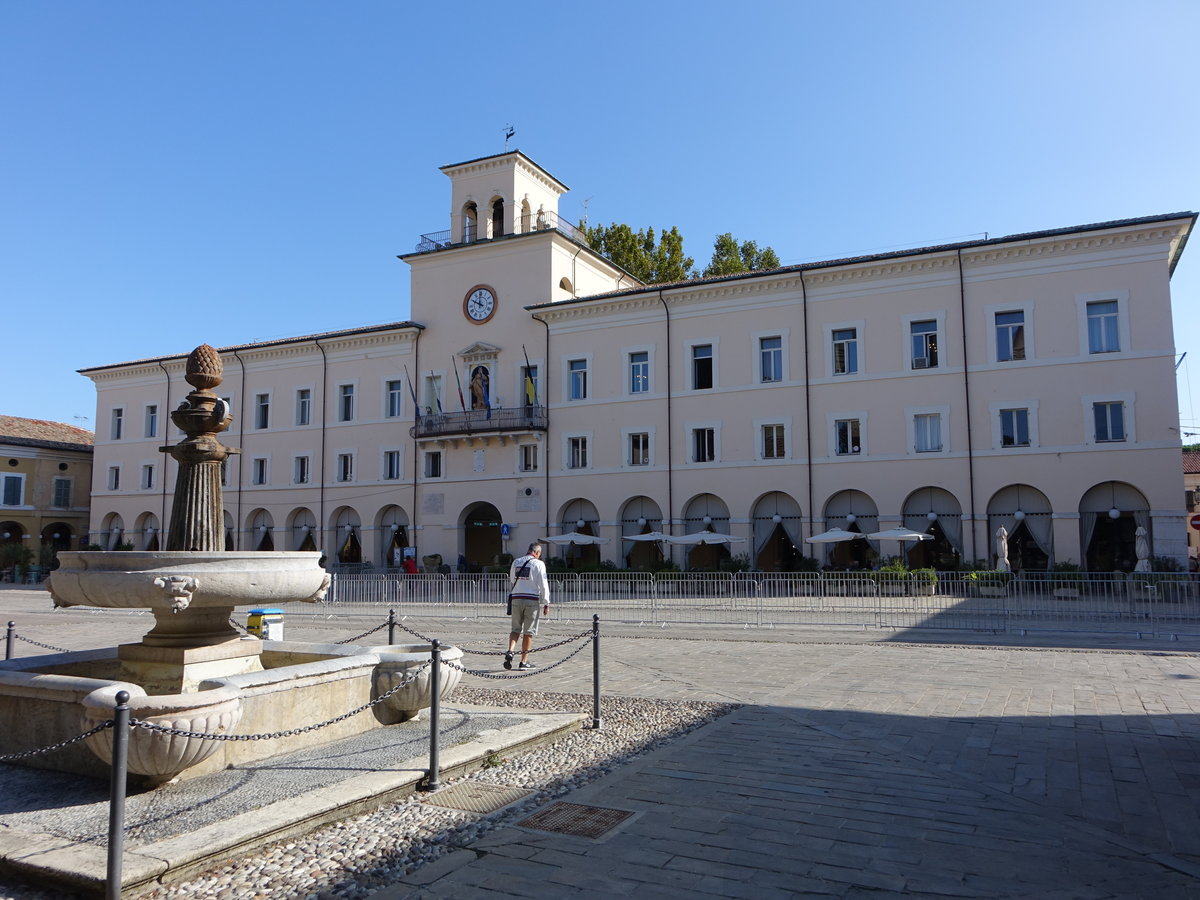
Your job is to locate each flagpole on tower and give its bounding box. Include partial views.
[503,124,515,151]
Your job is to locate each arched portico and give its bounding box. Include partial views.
[462,502,502,568]
[750,491,803,572]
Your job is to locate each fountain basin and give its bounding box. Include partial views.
[374,643,465,722]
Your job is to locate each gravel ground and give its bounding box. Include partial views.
[0,690,737,900]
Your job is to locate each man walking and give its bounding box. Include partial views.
[505,542,550,670]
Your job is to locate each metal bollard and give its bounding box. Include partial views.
[106,690,131,900]
[5,621,13,660]
[424,639,441,791]
[592,614,602,730]
[388,608,396,645]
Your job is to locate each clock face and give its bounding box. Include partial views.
[464,286,497,323]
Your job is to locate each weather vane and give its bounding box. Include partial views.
[503,124,515,151]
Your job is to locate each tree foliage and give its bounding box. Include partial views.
[586,223,779,284]
[702,233,781,277]
[584,223,695,283]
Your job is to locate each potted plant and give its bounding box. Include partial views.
[1050,561,1082,598]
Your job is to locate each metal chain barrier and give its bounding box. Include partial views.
[228,617,251,636]
[13,632,71,653]
[129,660,433,742]
[392,617,592,656]
[0,720,114,762]
[445,632,594,679]
[335,621,389,644]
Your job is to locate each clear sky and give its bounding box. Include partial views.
[3,1,1198,435]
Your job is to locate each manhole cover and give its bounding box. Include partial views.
[516,801,634,838]
[422,782,532,814]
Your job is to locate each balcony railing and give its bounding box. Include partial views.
[410,406,547,439]
[413,211,588,254]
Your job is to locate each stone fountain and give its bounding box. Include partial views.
[0,345,460,785]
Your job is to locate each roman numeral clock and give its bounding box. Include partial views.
[463,285,497,324]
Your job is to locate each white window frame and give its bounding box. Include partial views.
[758,421,788,461]
[251,457,269,485]
[989,400,1040,449]
[752,329,788,385]
[902,312,946,372]
[563,432,592,470]
[110,408,124,441]
[140,464,155,490]
[1083,392,1135,445]
[293,455,311,485]
[565,356,591,402]
[1,473,26,507]
[254,393,271,430]
[337,383,356,423]
[336,452,355,483]
[1077,290,1130,357]
[686,420,721,463]
[382,448,403,480]
[52,476,72,508]
[423,372,445,415]
[295,387,313,426]
[826,411,868,458]
[686,339,719,391]
[107,466,121,491]
[423,450,444,479]
[626,345,654,396]
[985,301,1035,364]
[826,320,864,377]
[518,443,539,473]
[516,359,542,408]
[384,379,405,418]
[906,405,950,455]
[144,404,158,438]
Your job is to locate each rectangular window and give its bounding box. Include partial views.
[141,464,155,490]
[296,389,312,426]
[337,453,354,482]
[568,359,588,401]
[1000,408,1030,447]
[294,456,310,484]
[107,467,120,491]
[1,474,23,506]
[762,424,785,459]
[568,436,588,469]
[692,344,713,390]
[629,351,650,394]
[832,328,858,375]
[144,404,158,438]
[110,408,124,440]
[914,413,942,452]
[255,394,270,429]
[424,451,442,478]
[911,320,939,369]
[1087,300,1120,353]
[339,384,355,422]
[384,450,402,480]
[520,444,539,472]
[252,458,268,485]
[386,380,404,418]
[759,336,782,383]
[1094,401,1126,442]
[629,432,649,466]
[693,427,715,462]
[995,311,1026,362]
[522,365,539,407]
[835,419,861,456]
[52,477,71,508]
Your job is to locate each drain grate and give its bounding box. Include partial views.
[516,801,634,839]
[422,782,533,814]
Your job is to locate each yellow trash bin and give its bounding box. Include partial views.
[247,608,285,640]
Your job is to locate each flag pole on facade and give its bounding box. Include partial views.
[431,371,443,413]
[522,344,537,407]
[403,365,419,416]
[451,358,466,412]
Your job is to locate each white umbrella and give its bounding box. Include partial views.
[1134,526,1150,573]
[666,531,746,545]
[995,526,1010,573]
[541,532,609,546]
[867,526,932,559]
[622,531,671,542]
[805,528,866,544]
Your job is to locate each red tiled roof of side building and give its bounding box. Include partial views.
[0,416,95,452]
[1184,449,1200,474]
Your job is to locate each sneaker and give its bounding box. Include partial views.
[503,652,513,670]
[519,661,536,670]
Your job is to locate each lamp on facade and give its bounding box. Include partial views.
[771,514,782,523]
[576,519,585,529]
[845,513,856,524]
[1014,509,1026,521]
[928,511,938,521]
[703,515,712,525]
[637,517,646,526]
[1108,507,1121,519]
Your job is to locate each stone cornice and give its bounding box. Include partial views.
[440,151,568,196]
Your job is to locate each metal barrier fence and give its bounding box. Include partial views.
[302,571,1200,637]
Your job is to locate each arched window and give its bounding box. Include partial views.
[520,199,532,233]
[462,202,478,243]
[491,197,504,238]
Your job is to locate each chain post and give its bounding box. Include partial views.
[6,621,13,660]
[423,638,441,791]
[388,608,396,645]
[592,614,602,729]
[106,690,131,900]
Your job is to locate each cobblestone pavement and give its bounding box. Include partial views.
[3,587,1200,897]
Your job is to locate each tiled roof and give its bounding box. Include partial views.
[0,416,94,452]
[1184,450,1200,475]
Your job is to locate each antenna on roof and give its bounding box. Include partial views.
[503,124,515,151]
[580,197,593,230]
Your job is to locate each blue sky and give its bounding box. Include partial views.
[3,1,1198,434]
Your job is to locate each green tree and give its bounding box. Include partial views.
[702,232,781,277]
[585,223,696,284]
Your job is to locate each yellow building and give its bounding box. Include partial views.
[0,416,94,578]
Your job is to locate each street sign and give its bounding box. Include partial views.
[500,523,511,539]
[1191,514,1200,531]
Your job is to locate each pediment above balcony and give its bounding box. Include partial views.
[459,341,501,363]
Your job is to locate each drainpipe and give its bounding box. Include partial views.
[800,272,814,540]
[533,313,550,536]
[655,290,674,546]
[232,351,246,550]
[155,360,172,536]
[315,339,329,558]
[411,327,422,559]
[569,247,583,298]
[957,249,979,563]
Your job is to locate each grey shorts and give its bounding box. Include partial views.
[510,597,542,636]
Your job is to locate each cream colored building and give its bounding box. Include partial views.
[82,151,1196,572]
